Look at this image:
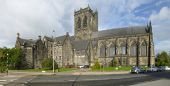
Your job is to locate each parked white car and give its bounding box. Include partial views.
[148,67,158,72]
[164,66,170,71]
[79,65,84,68]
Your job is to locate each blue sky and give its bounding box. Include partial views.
[0,0,170,54]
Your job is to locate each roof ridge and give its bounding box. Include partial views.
[92,25,148,38]
[97,25,147,33]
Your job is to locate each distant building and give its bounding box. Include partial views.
[15,6,155,69]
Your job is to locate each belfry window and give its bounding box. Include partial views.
[77,17,81,28]
[83,16,87,27]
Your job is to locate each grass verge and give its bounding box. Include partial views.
[91,66,132,72]
[9,68,77,73]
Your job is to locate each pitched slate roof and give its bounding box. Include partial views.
[43,36,53,42]
[54,35,66,42]
[72,40,89,50]
[92,26,149,38]
[18,38,36,47]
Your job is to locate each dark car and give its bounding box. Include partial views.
[83,65,89,68]
[157,66,165,72]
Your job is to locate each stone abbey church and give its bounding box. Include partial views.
[15,6,155,69]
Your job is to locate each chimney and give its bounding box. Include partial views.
[38,35,41,40]
[66,32,69,36]
[17,33,20,38]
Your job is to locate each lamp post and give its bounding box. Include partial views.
[52,30,55,74]
[53,47,55,74]
[6,53,9,75]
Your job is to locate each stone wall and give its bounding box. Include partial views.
[95,34,155,66]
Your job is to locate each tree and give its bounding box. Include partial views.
[156,51,170,66]
[8,48,22,69]
[0,48,7,73]
[0,47,22,72]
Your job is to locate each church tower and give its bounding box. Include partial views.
[74,5,98,40]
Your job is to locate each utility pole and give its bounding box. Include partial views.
[52,30,55,74]
[6,53,9,75]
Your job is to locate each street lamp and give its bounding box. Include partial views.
[53,46,55,74]
[52,30,55,74]
[6,53,9,75]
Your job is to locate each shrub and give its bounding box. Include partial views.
[92,60,100,70]
[113,60,118,66]
[0,64,7,73]
[41,58,58,70]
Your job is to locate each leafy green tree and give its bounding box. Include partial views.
[8,48,22,69]
[0,47,22,72]
[156,51,170,66]
[41,58,58,70]
[0,48,7,72]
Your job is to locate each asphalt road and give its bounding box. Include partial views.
[5,71,170,86]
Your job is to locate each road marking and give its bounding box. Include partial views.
[67,80,75,81]
[24,76,37,84]
[0,80,7,82]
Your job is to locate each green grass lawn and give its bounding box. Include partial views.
[91,66,132,72]
[10,69,52,72]
[9,68,77,73]
[58,68,77,72]
[9,66,132,73]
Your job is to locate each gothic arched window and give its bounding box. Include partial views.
[130,42,137,56]
[83,16,87,27]
[141,41,147,56]
[77,17,81,28]
[120,43,126,55]
[100,44,105,57]
[109,44,115,56]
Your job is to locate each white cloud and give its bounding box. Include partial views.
[149,6,170,53]
[155,40,170,54]
[150,7,170,23]
[125,0,153,13]
[0,0,88,47]
[88,0,152,29]
[149,7,170,41]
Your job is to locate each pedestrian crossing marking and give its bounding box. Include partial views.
[0,80,6,82]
